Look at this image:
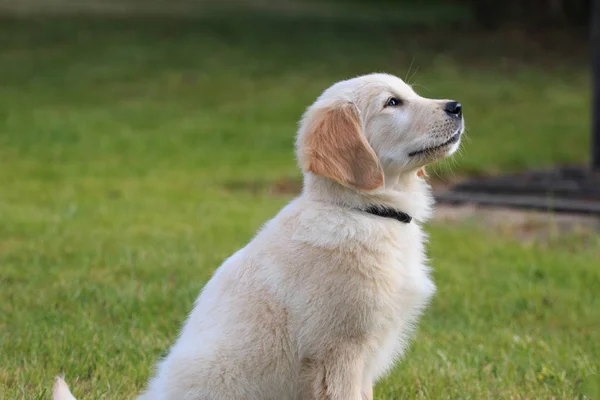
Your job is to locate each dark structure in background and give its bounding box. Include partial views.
[594,0,600,173]
[438,0,600,215]
[470,0,591,29]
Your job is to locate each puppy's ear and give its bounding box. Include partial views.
[298,102,384,191]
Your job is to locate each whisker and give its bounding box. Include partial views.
[408,67,420,86]
[411,82,432,93]
[405,58,415,83]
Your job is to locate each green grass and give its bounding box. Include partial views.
[0,12,598,399]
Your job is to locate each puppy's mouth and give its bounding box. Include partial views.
[408,131,462,157]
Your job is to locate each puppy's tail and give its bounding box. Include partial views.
[53,377,77,400]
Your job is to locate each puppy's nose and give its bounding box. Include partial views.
[444,101,462,117]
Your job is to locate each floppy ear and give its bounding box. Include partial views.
[299,102,384,191]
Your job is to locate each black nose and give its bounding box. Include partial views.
[444,101,462,117]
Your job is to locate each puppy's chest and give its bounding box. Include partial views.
[363,235,435,374]
[365,231,435,325]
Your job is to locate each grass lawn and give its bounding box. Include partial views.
[1,9,598,399]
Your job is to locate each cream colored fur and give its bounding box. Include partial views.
[54,73,464,400]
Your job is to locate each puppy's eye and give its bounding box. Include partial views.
[386,97,403,107]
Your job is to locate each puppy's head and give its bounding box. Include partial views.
[296,73,464,191]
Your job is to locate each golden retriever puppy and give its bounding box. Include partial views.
[55,73,464,400]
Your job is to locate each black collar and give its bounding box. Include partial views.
[362,205,412,224]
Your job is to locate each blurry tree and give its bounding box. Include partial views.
[468,0,591,29]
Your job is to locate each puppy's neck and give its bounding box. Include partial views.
[301,172,434,223]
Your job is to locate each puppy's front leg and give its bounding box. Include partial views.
[301,346,364,400]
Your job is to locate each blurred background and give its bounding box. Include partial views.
[1,1,598,399]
